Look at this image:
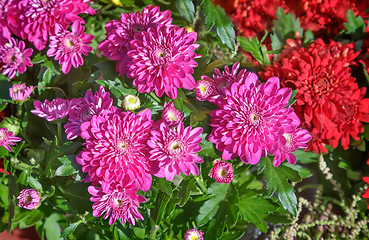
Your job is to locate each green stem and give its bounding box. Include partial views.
[57,122,62,146]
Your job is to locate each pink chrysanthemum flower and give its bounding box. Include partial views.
[195,80,213,101]
[97,5,172,76]
[88,183,146,225]
[47,21,94,74]
[148,122,203,181]
[200,63,255,103]
[64,86,114,140]
[16,189,41,210]
[128,25,200,99]
[0,38,33,79]
[9,83,33,102]
[209,75,300,165]
[184,229,204,240]
[77,109,153,191]
[0,128,21,152]
[18,0,95,50]
[161,102,183,127]
[0,0,21,44]
[31,98,69,122]
[273,128,312,167]
[209,159,233,184]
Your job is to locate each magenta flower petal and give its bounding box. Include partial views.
[17,189,41,210]
[0,38,33,79]
[47,21,94,74]
[128,25,200,99]
[9,83,33,102]
[148,122,203,181]
[31,98,69,122]
[161,102,183,127]
[0,128,21,152]
[209,159,233,184]
[77,108,153,191]
[88,183,146,226]
[97,5,172,76]
[209,68,301,165]
[18,0,95,50]
[64,86,114,140]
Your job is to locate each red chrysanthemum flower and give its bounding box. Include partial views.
[77,109,153,191]
[47,21,94,74]
[64,86,114,140]
[128,25,200,99]
[88,183,146,225]
[97,5,172,76]
[148,122,203,181]
[230,0,289,39]
[209,159,234,183]
[0,37,33,79]
[0,127,21,152]
[18,0,95,50]
[294,0,363,38]
[362,177,369,209]
[260,39,361,153]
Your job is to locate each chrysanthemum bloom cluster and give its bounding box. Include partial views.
[31,98,70,122]
[210,160,233,183]
[208,65,311,166]
[98,5,172,76]
[260,39,368,153]
[17,0,95,50]
[213,0,289,39]
[47,21,94,74]
[9,83,33,102]
[0,38,33,79]
[0,127,21,152]
[99,5,200,99]
[290,0,369,39]
[184,229,204,240]
[17,189,41,210]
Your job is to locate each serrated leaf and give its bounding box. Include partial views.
[175,0,195,23]
[202,0,235,50]
[61,220,82,238]
[344,9,365,34]
[273,7,303,43]
[196,183,229,226]
[55,156,77,176]
[238,36,270,65]
[259,157,300,215]
[237,191,278,228]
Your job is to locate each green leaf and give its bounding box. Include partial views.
[344,9,365,34]
[43,213,62,240]
[259,157,300,215]
[178,178,196,207]
[284,163,312,179]
[55,156,77,176]
[196,183,229,226]
[199,135,219,158]
[288,90,298,107]
[238,36,270,65]
[28,176,42,191]
[237,191,278,228]
[156,178,173,196]
[293,149,319,164]
[202,0,236,50]
[61,220,82,238]
[273,7,303,44]
[175,0,195,23]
